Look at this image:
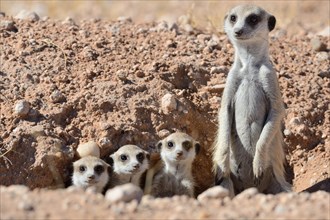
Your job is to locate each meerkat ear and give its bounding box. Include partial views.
[195,142,201,155]
[108,155,114,167]
[156,141,162,151]
[268,15,276,32]
[145,151,150,161]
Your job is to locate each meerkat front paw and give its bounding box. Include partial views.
[253,155,266,185]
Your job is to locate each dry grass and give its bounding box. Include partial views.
[2,1,329,33]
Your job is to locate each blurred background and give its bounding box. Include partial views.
[1,1,329,34]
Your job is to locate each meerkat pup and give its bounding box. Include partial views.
[213,4,291,196]
[150,132,200,198]
[108,145,150,189]
[72,156,110,193]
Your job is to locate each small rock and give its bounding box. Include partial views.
[99,137,112,148]
[50,90,66,103]
[317,26,330,37]
[206,84,226,93]
[15,10,39,21]
[136,71,145,78]
[156,21,169,32]
[318,71,330,78]
[210,66,229,74]
[235,187,259,200]
[77,141,100,158]
[105,183,143,204]
[311,37,327,52]
[14,100,30,117]
[182,24,194,34]
[158,129,171,138]
[30,125,45,138]
[18,200,34,211]
[0,20,18,32]
[207,35,220,50]
[197,186,230,202]
[161,93,177,114]
[117,16,132,23]
[62,17,76,26]
[116,70,128,81]
[315,52,329,62]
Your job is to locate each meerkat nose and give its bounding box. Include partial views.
[176,151,183,157]
[88,175,95,180]
[234,29,243,37]
[133,164,140,169]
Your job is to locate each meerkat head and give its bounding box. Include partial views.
[72,156,110,192]
[224,4,276,43]
[157,132,200,165]
[109,145,150,176]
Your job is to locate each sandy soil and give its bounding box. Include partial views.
[0,9,329,220]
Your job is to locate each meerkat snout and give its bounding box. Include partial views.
[224,4,276,41]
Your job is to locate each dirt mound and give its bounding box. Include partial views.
[0,13,329,219]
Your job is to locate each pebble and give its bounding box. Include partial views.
[315,52,329,62]
[117,16,132,23]
[116,70,128,81]
[234,187,259,200]
[18,200,34,211]
[197,186,230,202]
[14,10,40,21]
[158,129,171,138]
[14,100,30,117]
[311,37,327,52]
[105,183,143,204]
[50,90,66,103]
[0,20,17,32]
[210,66,229,74]
[30,125,45,138]
[99,137,112,148]
[206,84,226,93]
[317,26,330,37]
[318,71,330,78]
[77,141,100,158]
[161,93,177,114]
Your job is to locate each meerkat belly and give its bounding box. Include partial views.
[233,79,268,155]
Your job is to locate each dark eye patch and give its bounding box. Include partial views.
[182,141,192,151]
[79,165,86,173]
[136,152,144,163]
[94,164,104,174]
[247,14,260,26]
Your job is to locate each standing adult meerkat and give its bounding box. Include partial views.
[150,132,200,198]
[108,144,150,189]
[213,4,291,196]
[72,156,110,194]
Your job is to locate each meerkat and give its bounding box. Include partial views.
[150,132,200,198]
[213,4,291,196]
[72,156,110,193]
[108,144,150,189]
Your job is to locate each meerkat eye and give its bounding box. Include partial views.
[167,141,174,148]
[79,165,86,172]
[230,15,237,23]
[120,154,128,161]
[136,153,144,163]
[94,165,104,174]
[248,14,259,26]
